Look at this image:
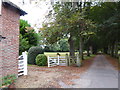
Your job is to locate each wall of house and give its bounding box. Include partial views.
[0,4,20,77]
[0,11,3,79]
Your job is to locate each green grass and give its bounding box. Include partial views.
[44,52,95,59]
[84,54,96,60]
[44,52,70,57]
[44,52,89,57]
[44,50,119,56]
[118,51,120,54]
[28,64,34,66]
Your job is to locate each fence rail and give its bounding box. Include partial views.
[48,56,67,67]
[48,54,82,67]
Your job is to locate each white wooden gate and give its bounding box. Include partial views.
[18,51,27,76]
[48,56,67,67]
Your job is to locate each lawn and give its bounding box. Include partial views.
[44,52,75,57]
[84,54,96,60]
[44,52,95,60]
[44,51,88,56]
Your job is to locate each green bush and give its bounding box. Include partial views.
[28,47,44,64]
[36,54,47,66]
[0,74,17,87]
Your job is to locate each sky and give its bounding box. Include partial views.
[10,0,52,32]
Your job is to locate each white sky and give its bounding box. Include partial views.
[9,0,52,32]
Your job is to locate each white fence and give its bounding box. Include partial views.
[48,56,67,67]
[48,54,82,67]
[18,51,27,76]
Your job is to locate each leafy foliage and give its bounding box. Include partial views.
[1,74,17,87]
[20,19,30,35]
[41,2,95,59]
[43,39,69,52]
[36,54,47,66]
[19,19,38,54]
[58,39,69,52]
[88,2,120,56]
[28,46,44,64]
[19,34,29,55]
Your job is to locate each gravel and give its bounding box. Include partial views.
[15,57,95,88]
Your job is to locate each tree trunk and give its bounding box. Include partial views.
[90,46,93,55]
[68,33,75,57]
[103,47,108,54]
[111,44,114,57]
[114,42,118,58]
[79,36,84,60]
[87,47,90,56]
[107,45,110,55]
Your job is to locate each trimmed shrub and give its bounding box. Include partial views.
[36,54,47,66]
[28,47,44,64]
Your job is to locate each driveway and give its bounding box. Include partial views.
[15,55,118,88]
[59,55,118,88]
[15,56,94,88]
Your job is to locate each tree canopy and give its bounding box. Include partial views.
[19,19,38,54]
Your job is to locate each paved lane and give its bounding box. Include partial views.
[59,55,118,88]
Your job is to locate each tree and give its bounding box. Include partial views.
[19,34,29,55]
[88,2,120,58]
[19,19,38,54]
[41,2,95,65]
[23,28,38,47]
[20,19,30,35]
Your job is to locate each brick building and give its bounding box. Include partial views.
[0,0,26,78]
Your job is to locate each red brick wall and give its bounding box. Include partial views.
[0,13,2,79]
[0,4,20,77]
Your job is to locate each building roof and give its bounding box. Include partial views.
[2,0,27,16]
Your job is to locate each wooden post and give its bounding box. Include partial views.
[58,55,60,65]
[118,54,120,65]
[22,51,27,75]
[66,54,69,66]
[47,56,50,67]
[76,53,81,67]
[118,54,120,71]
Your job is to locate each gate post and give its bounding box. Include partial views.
[48,56,50,67]
[76,53,81,67]
[118,54,120,64]
[66,54,69,66]
[58,55,60,65]
[22,51,27,75]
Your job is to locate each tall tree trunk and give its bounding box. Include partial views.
[103,47,108,54]
[90,46,93,54]
[114,42,118,58]
[111,44,114,57]
[68,33,75,57]
[110,45,112,56]
[79,36,84,60]
[107,45,110,55]
[87,47,90,56]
